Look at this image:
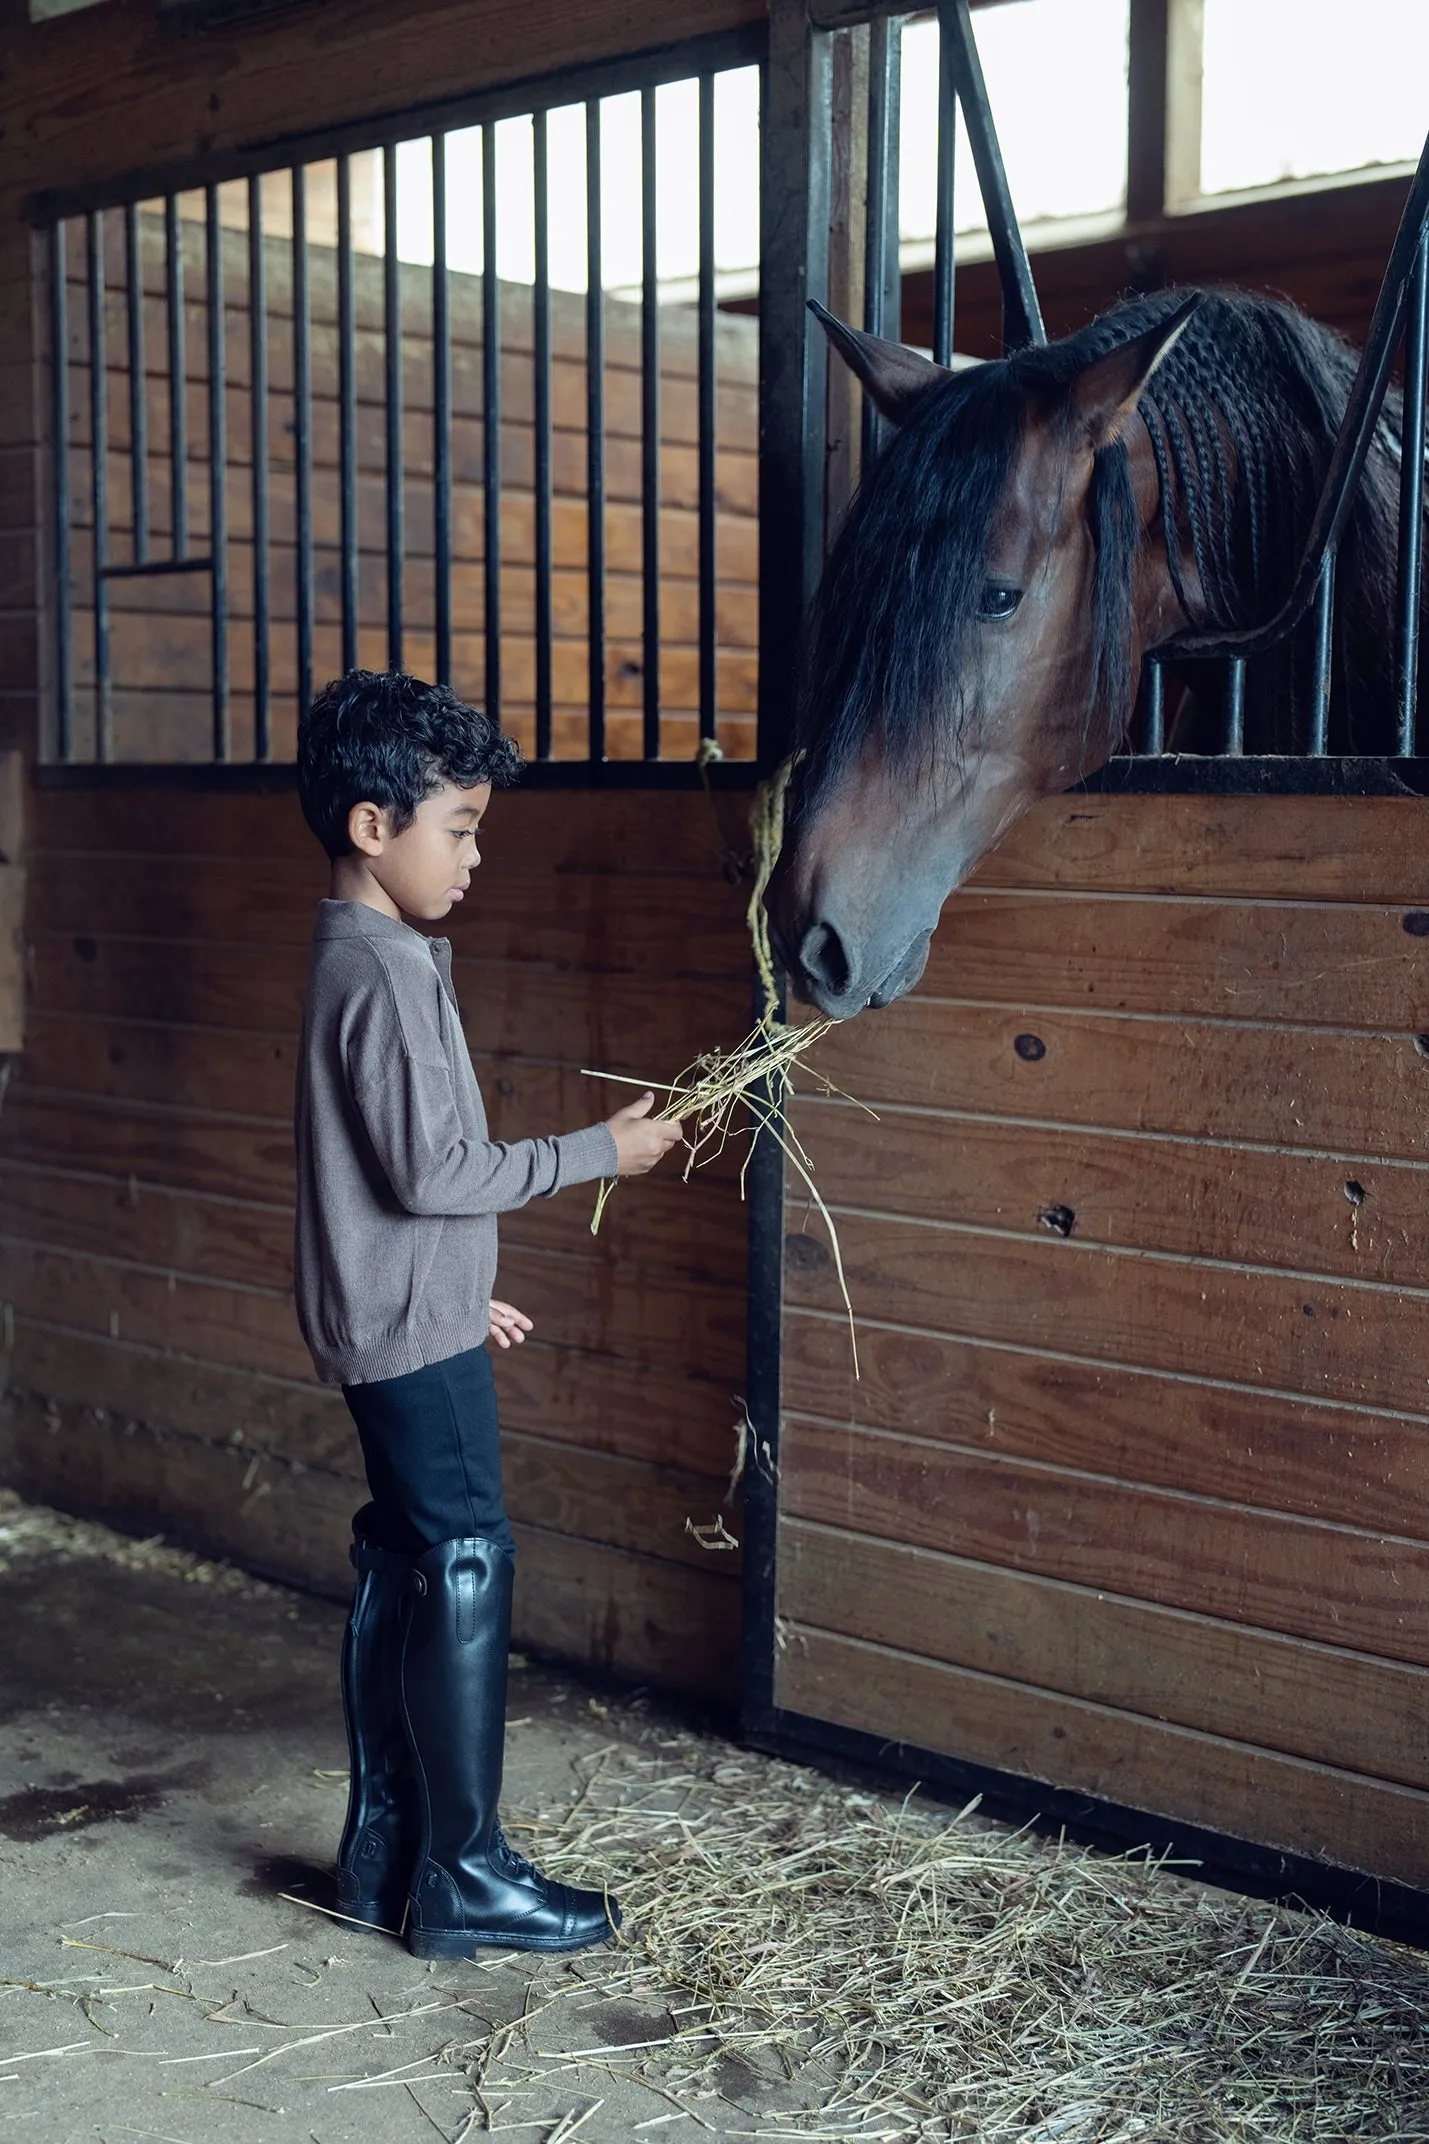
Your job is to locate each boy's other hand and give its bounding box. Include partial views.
[607,1091,685,1177]
[488,1299,534,1349]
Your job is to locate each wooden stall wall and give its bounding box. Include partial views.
[777,793,1429,1891]
[57,206,759,766]
[0,782,754,1706]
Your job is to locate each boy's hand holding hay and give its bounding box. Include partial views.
[605,1090,686,1175]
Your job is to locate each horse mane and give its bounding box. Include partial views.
[798,285,1401,786]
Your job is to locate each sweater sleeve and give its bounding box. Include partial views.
[342,954,618,1217]
[355,1054,617,1217]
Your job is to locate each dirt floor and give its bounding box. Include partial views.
[6,1489,1429,2144]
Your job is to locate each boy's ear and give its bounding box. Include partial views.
[347,800,387,856]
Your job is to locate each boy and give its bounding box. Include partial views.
[294,670,683,1958]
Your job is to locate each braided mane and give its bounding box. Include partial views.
[798,286,1403,788]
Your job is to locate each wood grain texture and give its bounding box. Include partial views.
[0,1383,737,1702]
[785,1211,1429,1416]
[971,794,1429,903]
[778,1417,1429,1668]
[1,0,764,214]
[782,1315,1429,1542]
[790,1094,1429,1287]
[801,996,1429,1162]
[778,1520,1429,1791]
[917,890,1429,1032]
[776,1625,1429,1891]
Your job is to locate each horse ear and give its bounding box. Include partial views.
[1068,294,1203,449]
[808,299,949,426]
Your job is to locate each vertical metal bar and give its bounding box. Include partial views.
[931,16,956,367]
[641,84,660,760]
[206,184,229,761]
[862,14,901,466]
[586,96,606,761]
[164,193,188,557]
[759,4,833,769]
[86,211,112,762]
[533,110,554,759]
[1396,227,1428,755]
[292,164,313,718]
[432,136,452,689]
[1142,659,1164,755]
[482,122,501,723]
[938,0,1044,351]
[1310,551,1336,756]
[338,154,359,677]
[384,144,404,674]
[697,71,717,744]
[50,222,73,761]
[745,1,832,1741]
[124,203,149,565]
[248,176,270,760]
[1223,656,1244,756]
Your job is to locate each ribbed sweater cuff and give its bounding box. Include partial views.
[556,1121,620,1187]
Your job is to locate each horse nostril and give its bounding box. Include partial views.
[799,920,852,1000]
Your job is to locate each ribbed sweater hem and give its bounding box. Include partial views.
[316,1317,490,1389]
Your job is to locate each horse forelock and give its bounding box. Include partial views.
[796,362,1027,801]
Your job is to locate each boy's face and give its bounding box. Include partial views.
[344,780,492,923]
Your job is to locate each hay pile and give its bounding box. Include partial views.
[453,1726,1429,2143]
[0,1485,279,1598]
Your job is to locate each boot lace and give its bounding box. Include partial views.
[491,1824,546,1893]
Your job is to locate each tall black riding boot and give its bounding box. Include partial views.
[335,1511,419,1931]
[401,1534,620,1958]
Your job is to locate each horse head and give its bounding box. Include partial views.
[766,293,1203,1017]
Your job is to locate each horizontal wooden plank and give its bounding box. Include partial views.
[28,784,757,877]
[800,998,1429,1163]
[0,1156,293,1292]
[0,1128,740,1287]
[512,1524,739,1707]
[65,695,755,771]
[0,1233,745,1387]
[784,1211,1429,1416]
[64,461,761,580]
[504,1430,739,1573]
[779,1417,1429,1667]
[8,1316,353,1471]
[918,889,1429,1032]
[973,794,1429,904]
[782,1315,1429,1542]
[65,611,758,719]
[790,1095,1429,1288]
[0,1384,737,1702]
[779,1519,1429,1792]
[26,853,752,976]
[0,1235,314,1381]
[74,538,759,652]
[8,1313,740,1480]
[776,1626,1429,1892]
[26,933,748,1067]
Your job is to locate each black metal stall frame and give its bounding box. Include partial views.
[744,0,1429,1945]
[32,24,766,790]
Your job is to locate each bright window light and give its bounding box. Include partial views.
[1199,0,1429,197]
[390,68,761,294]
[900,0,1129,243]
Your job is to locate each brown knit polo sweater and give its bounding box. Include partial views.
[294,900,617,1386]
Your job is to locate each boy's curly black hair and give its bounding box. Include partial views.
[297,670,523,858]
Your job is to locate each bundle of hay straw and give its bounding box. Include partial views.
[584,756,867,1369]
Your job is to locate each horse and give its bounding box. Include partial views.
[764,286,1407,1018]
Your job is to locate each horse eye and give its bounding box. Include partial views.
[978,583,1022,621]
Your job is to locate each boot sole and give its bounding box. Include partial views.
[408,1923,618,1958]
